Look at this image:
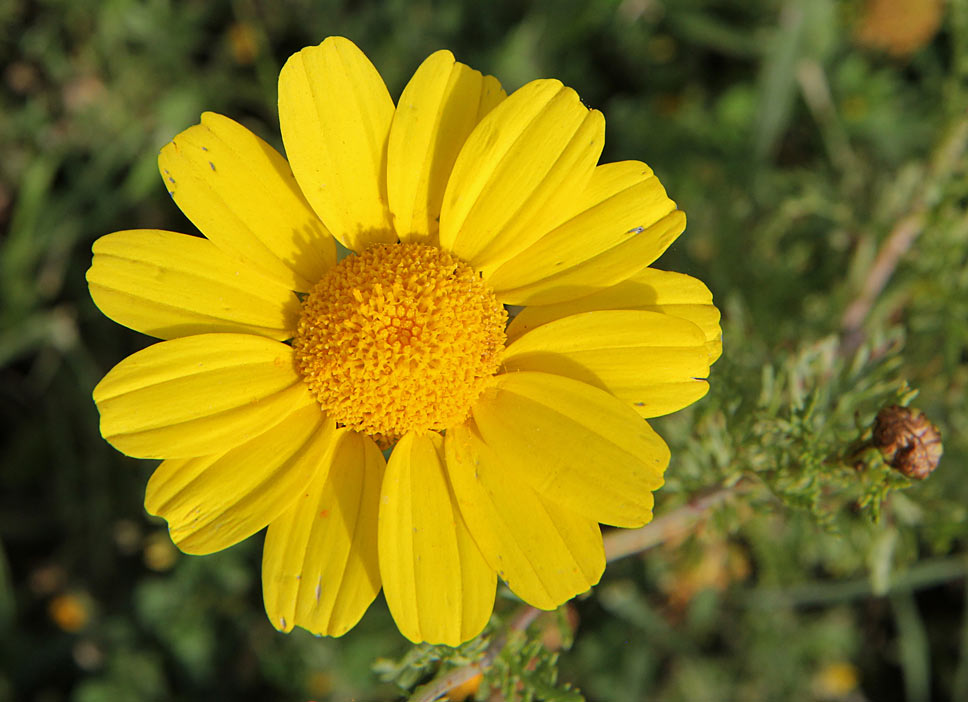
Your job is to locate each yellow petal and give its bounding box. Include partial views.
[487,161,684,305]
[87,230,299,340]
[158,112,334,291]
[388,50,504,245]
[503,310,711,418]
[472,372,668,528]
[379,431,495,645]
[93,334,314,459]
[263,430,385,637]
[438,79,605,271]
[445,421,604,610]
[145,405,334,555]
[507,268,723,364]
[279,37,396,252]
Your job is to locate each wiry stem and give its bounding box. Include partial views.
[840,114,968,356]
[604,485,743,563]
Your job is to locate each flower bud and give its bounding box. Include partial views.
[873,406,943,479]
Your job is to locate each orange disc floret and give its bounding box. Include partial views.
[294,243,507,444]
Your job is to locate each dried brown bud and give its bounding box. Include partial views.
[872,406,943,480]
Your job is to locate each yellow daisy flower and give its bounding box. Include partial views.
[87,37,722,646]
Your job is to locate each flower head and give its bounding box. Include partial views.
[87,37,722,645]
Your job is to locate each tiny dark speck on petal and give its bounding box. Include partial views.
[167,190,174,197]
[209,161,216,172]
[627,226,645,234]
[168,176,176,184]
[201,145,208,151]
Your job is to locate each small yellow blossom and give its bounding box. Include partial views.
[49,592,91,633]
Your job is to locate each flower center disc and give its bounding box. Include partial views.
[294,243,507,445]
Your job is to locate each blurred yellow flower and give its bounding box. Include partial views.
[48,592,91,633]
[87,37,721,645]
[227,22,260,65]
[854,0,943,57]
[143,530,179,571]
[813,661,860,699]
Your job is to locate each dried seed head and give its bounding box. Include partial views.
[872,405,943,480]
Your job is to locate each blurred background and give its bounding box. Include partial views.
[1,0,966,700]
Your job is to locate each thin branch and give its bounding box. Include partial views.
[603,484,744,562]
[839,114,968,356]
[840,212,927,356]
[408,661,484,702]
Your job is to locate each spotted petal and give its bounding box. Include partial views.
[487,161,684,305]
[438,79,604,271]
[379,431,495,645]
[263,430,384,637]
[158,112,334,291]
[145,406,335,554]
[503,310,711,418]
[445,421,605,610]
[472,372,667,527]
[87,229,299,340]
[507,268,723,365]
[388,50,505,245]
[93,334,312,459]
[279,36,396,252]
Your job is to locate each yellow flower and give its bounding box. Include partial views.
[87,37,721,645]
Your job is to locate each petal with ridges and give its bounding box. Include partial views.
[502,310,711,418]
[145,405,334,555]
[263,430,384,637]
[158,112,334,291]
[507,268,722,365]
[87,230,299,341]
[487,160,683,305]
[93,333,314,459]
[388,50,505,245]
[472,372,667,527]
[279,37,396,252]
[445,421,604,610]
[379,431,495,645]
[438,79,604,271]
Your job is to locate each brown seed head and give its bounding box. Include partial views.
[872,405,943,480]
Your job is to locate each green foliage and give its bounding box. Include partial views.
[2,0,967,701]
[374,636,489,692]
[486,634,583,702]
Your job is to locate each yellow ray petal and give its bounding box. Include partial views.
[145,405,334,555]
[503,310,711,418]
[87,230,299,340]
[379,431,495,645]
[279,37,396,252]
[93,334,314,459]
[487,161,684,305]
[472,372,667,528]
[438,79,604,271]
[158,112,334,291]
[507,268,722,364]
[445,421,604,610]
[263,430,385,637]
[388,50,505,245]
